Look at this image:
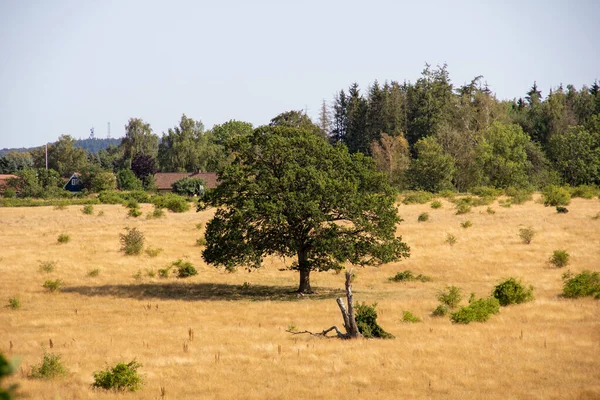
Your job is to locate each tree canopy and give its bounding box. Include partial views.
[201,126,410,293]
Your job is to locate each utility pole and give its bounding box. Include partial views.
[45,143,48,170]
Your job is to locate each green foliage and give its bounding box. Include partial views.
[417,212,429,222]
[470,186,503,198]
[132,270,142,281]
[492,278,534,306]
[172,259,198,278]
[388,270,432,282]
[547,126,600,186]
[195,222,203,230]
[128,207,142,218]
[172,177,207,197]
[505,186,533,204]
[57,234,70,244]
[445,233,457,246]
[486,207,496,214]
[39,261,55,273]
[450,297,500,324]
[152,194,190,213]
[98,190,150,205]
[196,237,207,247]
[116,169,143,191]
[202,126,409,293]
[145,247,163,257]
[0,352,19,399]
[7,297,20,309]
[407,136,455,192]
[460,220,472,228]
[454,200,472,215]
[158,267,171,278]
[432,305,449,317]
[146,206,164,219]
[119,228,144,255]
[30,352,67,379]
[562,270,600,298]
[437,286,462,309]
[556,206,569,214]
[430,200,442,209]
[401,190,433,205]
[88,171,117,193]
[519,226,535,244]
[31,135,88,178]
[402,310,421,323]
[43,279,63,292]
[2,188,16,198]
[92,361,143,392]
[125,198,139,209]
[549,250,570,267]
[542,185,571,206]
[568,185,599,199]
[0,197,99,207]
[82,204,94,215]
[355,302,394,339]
[87,268,100,277]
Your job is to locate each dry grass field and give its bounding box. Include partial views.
[1,196,600,399]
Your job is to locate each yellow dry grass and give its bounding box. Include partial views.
[1,197,600,399]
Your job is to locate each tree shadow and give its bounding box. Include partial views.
[62,282,344,302]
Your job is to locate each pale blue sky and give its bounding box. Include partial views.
[0,0,598,149]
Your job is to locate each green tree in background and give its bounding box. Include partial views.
[548,126,600,185]
[118,118,158,170]
[31,135,88,177]
[407,136,455,192]
[117,169,143,190]
[158,114,205,172]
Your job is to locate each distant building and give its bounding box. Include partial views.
[154,171,219,193]
[64,173,84,193]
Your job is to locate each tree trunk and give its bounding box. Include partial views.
[297,248,312,294]
[344,270,361,338]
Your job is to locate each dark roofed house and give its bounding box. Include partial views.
[154,171,219,193]
[64,173,84,193]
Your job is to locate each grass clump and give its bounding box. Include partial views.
[492,278,534,306]
[401,191,433,205]
[172,259,197,278]
[542,185,570,206]
[402,310,421,323]
[127,207,142,218]
[195,222,203,230]
[92,361,143,392]
[43,279,63,293]
[30,352,67,379]
[486,207,496,214]
[470,186,503,198]
[519,226,535,244]
[119,228,144,255]
[98,210,105,216]
[549,250,569,268]
[561,270,600,299]
[7,296,20,309]
[145,247,163,257]
[432,286,462,317]
[39,261,55,273]
[460,220,472,228]
[82,204,94,215]
[505,187,533,205]
[430,200,442,209]
[355,302,394,339]
[57,234,70,244]
[389,270,432,283]
[417,212,429,222]
[569,185,598,199]
[87,268,100,277]
[146,206,165,219]
[450,297,500,324]
[455,202,471,215]
[445,233,457,246]
[158,266,171,278]
[196,237,207,246]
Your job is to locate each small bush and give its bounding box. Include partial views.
[556,206,568,213]
[430,200,442,209]
[98,210,105,217]
[195,222,203,230]
[431,304,449,317]
[172,259,197,278]
[82,205,94,215]
[460,220,472,229]
[519,226,535,244]
[98,191,126,205]
[146,269,156,278]
[92,361,143,392]
[152,194,190,213]
[355,302,394,339]
[569,185,598,199]
[388,270,432,282]
[450,297,500,324]
[437,286,462,309]
[43,279,63,293]
[128,207,142,218]
[550,250,569,268]
[402,310,421,323]
[158,267,171,278]
[542,185,571,206]
[499,199,512,208]
[401,191,433,205]
[417,212,429,222]
[562,270,600,298]
[486,207,496,214]
[470,186,503,198]
[0,353,19,399]
[196,237,207,247]
[437,189,456,199]
[492,278,534,306]
[505,187,533,205]
[87,268,100,277]
[455,203,471,215]
[145,247,163,257]
[30,352,67,379]
[119,228,144,255]
[39,261,55,273]
[8,297,20,309]
[146,206,164,219]
[445,233,457,246]
[57,234,70,244]
[53,203,68,210]
[125,198,139,209]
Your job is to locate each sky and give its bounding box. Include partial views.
[0,0,598,149]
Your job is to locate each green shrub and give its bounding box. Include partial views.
[430,200,442,209]
[542,185,571,206]
[128,207,142,218]
[43,279,63,293]
[472,196,495,207]
[519,226,535,244]
[152,194,190,213]
[82,205,94,215]
[401,191,433,205]
[417,212,429,222]
[145,247,163,257]
[132,270,142,281]
[556,206,568,213]
[0,352,19,399]
[116,169,143,191]
[460,220,472,229]
[172,259,197,278]
[146,269,156,278]
[119,228,144,255]
[30,352,67,379]
[172,177,207,197]
[125,198,139,209]
[550,250,569,267]
[492,278,534,306]
[470,186,503,198]
[486,207,496,214]
[126,190,151,204]
[389,270,432,282]
[146,206,164,219]
[92,361,143,392]
[455,203,471,215]
[431,304,449,317]
[98,191,126,205]
[562,270,600,298]
[2,188,16,198]
[402,310,421,323]
[437,286,462,309]
[499,199,512,208]
[450,297,500,324]
[569,185,598,199]
[8,297,20,309]
[39,261,55,273]
[195,222,203,230]
[505,187,533,204]
[98,210,105,217]
[355,302,394,339]
[196,237,207,247]
[57,234,70,244]
[158,267,171,278]
[87,268,100,277]
[445,233,457,246]
[437,189,457,199]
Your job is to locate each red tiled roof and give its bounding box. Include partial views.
[154,172,219,190]
[190,172,219,189]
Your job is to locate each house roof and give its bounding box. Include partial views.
[154,172,219,190]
